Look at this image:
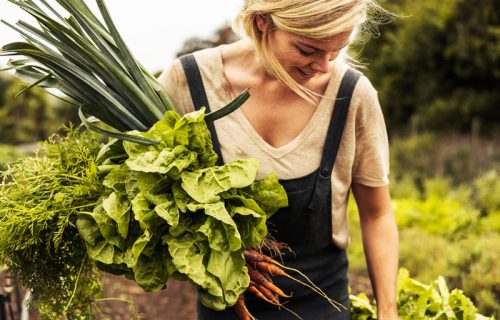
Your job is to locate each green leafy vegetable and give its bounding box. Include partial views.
[350,268,495,320]
[75,110,288,310]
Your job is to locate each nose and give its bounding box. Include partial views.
[310,53,333,73]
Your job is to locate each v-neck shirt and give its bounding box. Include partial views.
[158,45,389,249]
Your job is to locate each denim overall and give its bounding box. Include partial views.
[180,54,361,320]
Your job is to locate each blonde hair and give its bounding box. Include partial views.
[233,0,385,104]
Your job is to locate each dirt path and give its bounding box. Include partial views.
[97,276,197,320]
[95,271,372,320]
[2,271,372,320]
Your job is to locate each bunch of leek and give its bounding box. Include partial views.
[0,0,249,143]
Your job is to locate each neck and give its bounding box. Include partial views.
[240,39,279,81]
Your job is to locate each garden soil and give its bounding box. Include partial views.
[1,271,371,320]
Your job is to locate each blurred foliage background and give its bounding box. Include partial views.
[0,73,79,145]
[358,0,499,135]
[0,0,498,317]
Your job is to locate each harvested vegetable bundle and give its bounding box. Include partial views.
[1,0,348,318]
[0,0,290,317]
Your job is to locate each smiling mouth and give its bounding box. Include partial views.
[296,68,316,78]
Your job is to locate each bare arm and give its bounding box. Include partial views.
[351,183,399,320]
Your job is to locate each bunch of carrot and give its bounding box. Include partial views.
[234,248,346,320]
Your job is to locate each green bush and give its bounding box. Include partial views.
[480,211,500,233]
[389,174,422,200]
[458,234,500,318]
[474,169,500,214]
[398,229,456,282]
[394,194,479,239]
[389,133,438,183]
[356,0,500,134]
[397,231,500,316]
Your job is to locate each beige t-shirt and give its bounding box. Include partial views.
[158,46,389,249]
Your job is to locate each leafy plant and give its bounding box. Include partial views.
[349,173,500,316]
[351,268,495,319]
[77,109,287,311]
[0,0,272,317]
[0,126,103,318]
[1,0,168,137]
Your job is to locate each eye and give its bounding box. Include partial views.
[297,46,315,56]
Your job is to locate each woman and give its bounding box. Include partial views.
[159,0,399,319]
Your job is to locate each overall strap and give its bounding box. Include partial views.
[308,68,362,212]
[179,54,224,165]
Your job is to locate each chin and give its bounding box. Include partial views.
[294,78,313,85]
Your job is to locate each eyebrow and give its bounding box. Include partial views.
[297,40,350,52]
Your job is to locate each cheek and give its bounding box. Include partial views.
[275,51,309,68]
[268,36,305,67]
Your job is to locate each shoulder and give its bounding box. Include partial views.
[332,61,378,112]
[325,61,381,123]
[330,62,387,143]
[157,46,234,115]
[338,66,389,187]
[192,45,224,65]
[353,72,378,108]
[346,66,382,127]
[157,46,222,88]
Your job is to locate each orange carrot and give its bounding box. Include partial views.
[248,283,274,304]
[254,261,287,277]
[247,283,304,320]
[234,294,254,320]
[253,261,344,312]
[249,282,279,304]
[261,270,272,282]
[244,248,275,264]
[248,265,291,298]
[245,247,346,312]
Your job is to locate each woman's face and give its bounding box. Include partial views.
[265,27,352,84]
